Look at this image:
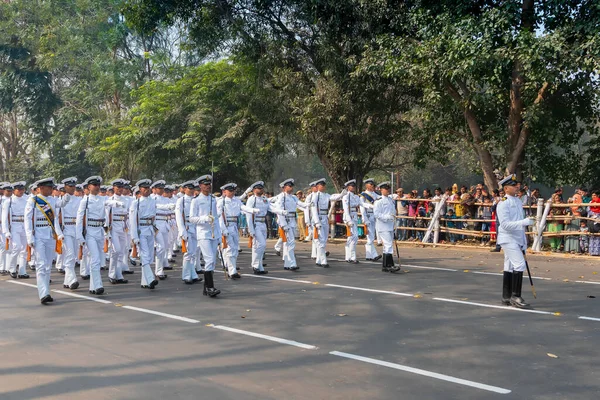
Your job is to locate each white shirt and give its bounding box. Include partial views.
[373,195,396,232]
[496,194,532,249]
[2,194,28,235]
[189,193,221,240]
[24,194,64,244]
[273,192,306,228]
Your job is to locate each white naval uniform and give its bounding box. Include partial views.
[217,195,255,276]
[0,196,7,274]
[24,195,63,299]
[2,194,29,276]
[496,194,534,272]
[310,191,342,265]
[152,194,172,276]
[168,196,178,257]
[359,190,380,259]
[189,193,221,273]
[106,194,130,281]
[273,193,306,269]
[245,195,281,271]
[175,194,200,282]
[342,191,361,261]
[129,195,163,286]
[57,194,82,287]
[373,195,396,255]
[305,191,317,257]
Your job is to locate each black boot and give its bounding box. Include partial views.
[501,271,513,305]
[382,253,390,272]
[510,271,529,308]
[203,271,221,297]
[387,254,401,273]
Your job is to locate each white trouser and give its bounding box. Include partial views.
[222,225,239,275]
[8,230,27,275]
[139,234,156,285]
[62,235,78,286]
[0,235,6,272]
[274,237,283,253]
[55,250,63,271]
[182,232,199,281]
[195,245,203,272]
[86,231,104,291]
[364,215,378,259]
[314,217,329,264]
[122,239,132,272]
[309,225,317,258]
[345,219,358,261]
[169,222,178,255]
[282,226,297,268]
[155,227,169,275]
[198,238,218,272]
[34,237,55,299]
[109,231,127,280]
[502,243,526,272]
[378,230,394,255]
[251,223,267,271]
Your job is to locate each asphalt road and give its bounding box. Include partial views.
[1,239,599,400]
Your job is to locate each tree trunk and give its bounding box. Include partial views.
[317,151,367,192]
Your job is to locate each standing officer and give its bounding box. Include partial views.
[189,175,221,297]
[3,181,29,279]
[150,180,171,279]
[310,178,342,268]
[360,178,382,261]
[273,179,304,271]
[342,179,361,263]
[106,179,130,285]
[496,174,535,308]
[373,182,401,273]
[175,180,202,284]
[0,183,10,275]
[58,177,81,290]
[24,178,64,304]
[304,181,318,257]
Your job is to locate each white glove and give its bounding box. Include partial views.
[279,210,289,217]
[180,234,188,242]
[222,229,229,237]
[252,208,260,214]
[79,240,86,247]
[57,234,64,241]
[388,214,397,222]
[346,221,354,227]
[27,241,34,248]
[525,217,535,226]
[205,215,215,224]
[133,238,140,245]
[116,201,124,208]
[245,187,253,194]
[5,232,11,240]
[315,223,322,229]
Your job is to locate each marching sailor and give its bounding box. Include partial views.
[0,183,10,275]
[106,179,130,285]
[2,181,30,279]
[360,178,382,261]
[58,177,81,290]
[189,174,221,297]
[273,179,305,271]
[342,179,361,263]
[175,180,202,284]
[496,174,535,308]
[310,178,342,267]
[165,185,178,263]
[24,178,64,304]
[305,181,318,257]
[150,180,171,279]
[217,182,258,279]
[373,182,401,273]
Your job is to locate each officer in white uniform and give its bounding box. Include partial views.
[342,179,361,263]
[106,179,130,285]
[0,183,10,276]
[310,178,342,267]
[24,178,64,304]
[165,185,178,263]
[496,174,535,308]
[121,181,136,274]
[57,177,81,290]
[189,175,221,297]
[273,178,304,270]
[217,183,258,279]
[360,178,382,261]
[150,180,172,279]
[373,182,401,273]
[304,181,318,256]
[175,180,202,284]
[3,181,30,279]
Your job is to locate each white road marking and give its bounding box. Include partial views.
[403,264,458,272]
[575,280,600,285]
[578,316,600,322]
[7,281,38,288]
[240,273,313,284]
[122,305,200,324]
[329,351,511,394]
[433,297,556,315]
[208,324,317,350]
[325,284,413,297]
[52,290,113,304]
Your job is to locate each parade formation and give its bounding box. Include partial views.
[0,173,535,309]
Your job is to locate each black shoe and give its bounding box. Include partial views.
[311,257,317,260]
[163,266,174,270]
[200,262,205,267]
[373,255,382,262]
[230,273,241,279]
[41,295,53,304]
[95,287,104,295]
[81,275,90,280]
[29,265,36,271]
[123,270,134,274]
[284,266,291,270]
[18,274,30,279]
[510,271,530,308]
[193,277,203,283]
[157,274,168,280]
[100,267,106,271]
[346,260,351,263]
[365,258,373,261]
[0,270,6,275]
[63,285,70,289]
[173,249,180,254]
[149,279,158,289]
[58,269,65,275]
[129,259,137,266]
[168,259,176,264]
[117,279,128,284]
[109,278,118,284]
[276,251,281,256]
[70,282,79,290]
[253,269,268,275]
[290,266,299,271]
[184,279,194,285]
[203,271,220,297]
[89,290,96,294]
[316,263,322,267]
[490,246,501,252]
[141,285,149,289]
[501,271,513,305]
[10,272,17,279]
[196,270,203,274]
[326,251,330,257]
[205,287,221,297]
[323,264,330,268]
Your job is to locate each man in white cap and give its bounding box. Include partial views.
[217,182,258,279]
[309,178,342,267]
[304,181,318,255]
[57,177,81,290]
[273,178,305,270]
[77,176,125,295]
[3,181,30,279]
[189,174,221,296]
[373,182,401,273]
[175,180,202,284]
[0,183,11,276]
[164,185,178,263]
[150,180,171,280]
[106,179,130,285]
[360,178,382,262]
[496,173,535,308]
[342,179,361,263]
[24,178,65,304]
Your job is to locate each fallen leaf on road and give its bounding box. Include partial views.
[312,282,320,285]
[594,272,598,275]
[553,312,562,316]
[337,313,347,317]
[463,269,470,272]
[579,276,585,279]
[563,279,569,282]
[241,316,246,318]
[547,353,558,359]
[246,309,251,312]
[413,294,422,298]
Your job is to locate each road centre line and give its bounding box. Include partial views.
[208,324,317,350]
[121,305,200,323]
[576,280,600,285]
[7,280,38,288]
[52,290,113,304]
[433,297,556,315]
[329,351,511,394]
[471,271,551,280]
[325,284,413,297]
